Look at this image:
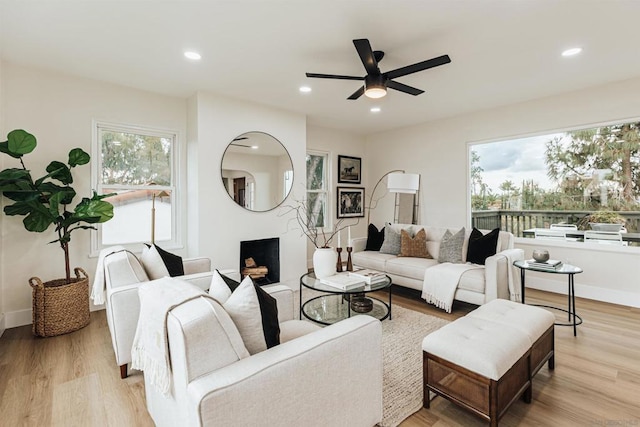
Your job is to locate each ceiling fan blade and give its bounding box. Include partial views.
[387,80,424,96]
[306,72,362,81]
[353,39,380,75]
[232,136,248,142]
[347,86,365,100]
[385,54,451,80]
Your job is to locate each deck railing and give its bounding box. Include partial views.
[472,210,640,237]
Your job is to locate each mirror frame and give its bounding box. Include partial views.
[220,131,294,212]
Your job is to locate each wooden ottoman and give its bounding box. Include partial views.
[422,300,555,427]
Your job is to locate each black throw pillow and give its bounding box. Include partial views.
[365,223,385,251]
[215,270,280,349]
[466,227,500,265]
[145,243,185,277]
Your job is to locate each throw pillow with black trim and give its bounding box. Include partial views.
[140,244,185,279]
[399,228,432,258]
[466,227,500,265]
[209,270,280,354]
[379,223,401,255]
[365,223,385,251]
[437,227,466,264]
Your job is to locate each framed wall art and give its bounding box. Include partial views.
[337,187,365,218]
[338,155,361,184]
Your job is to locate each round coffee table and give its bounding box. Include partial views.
[299,272,392,325]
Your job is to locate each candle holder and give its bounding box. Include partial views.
[336,247,343,272]
[346,247,353,272]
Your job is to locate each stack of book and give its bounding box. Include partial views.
[320,274,365,290]
[348,269,387,284]
[526,259,563,270]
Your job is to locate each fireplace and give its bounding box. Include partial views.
[239,237,280,286]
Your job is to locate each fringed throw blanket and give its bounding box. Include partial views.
[91,245,126,305]
[421,263,483,313]
[131,278,207,396]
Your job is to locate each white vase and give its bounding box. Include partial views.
[313,247,338,279]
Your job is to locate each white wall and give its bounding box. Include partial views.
[366,76,640,307]
[188,92,307,284]
[0,62,187,327]
[306,125,367,268]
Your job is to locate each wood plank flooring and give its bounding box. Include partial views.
[1,288,639,426]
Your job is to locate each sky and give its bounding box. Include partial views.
[472,132,564,194]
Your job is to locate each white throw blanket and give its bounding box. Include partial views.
[497,249,525,302]
[90,245,126,305]
[131,278,208,395]
[421,263,484,313]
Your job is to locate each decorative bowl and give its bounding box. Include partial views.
[532,249,550,263]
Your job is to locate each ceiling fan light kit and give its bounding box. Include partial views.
[306,38,451,100]
[364,74,387,98]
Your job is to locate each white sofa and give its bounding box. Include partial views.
[102,249,216,378]
[351,225,523,306]
[144,284,383,427]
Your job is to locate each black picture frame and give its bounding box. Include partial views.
[337,187,365,218]
[338,155,362,184]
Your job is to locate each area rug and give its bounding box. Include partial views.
[378,305,449,427]
[298,288,449,427]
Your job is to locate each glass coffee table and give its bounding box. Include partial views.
[299,272,392,325]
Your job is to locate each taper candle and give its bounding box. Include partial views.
[337,229,341,247]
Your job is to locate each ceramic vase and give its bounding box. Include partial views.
[313,247,338,279]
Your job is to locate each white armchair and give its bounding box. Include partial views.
[144,285,383,427]
[102,249,215,378]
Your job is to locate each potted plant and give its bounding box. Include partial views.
[0,129,114,336]
[581,210,627,232]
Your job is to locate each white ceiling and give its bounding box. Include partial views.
[2,0,640,136]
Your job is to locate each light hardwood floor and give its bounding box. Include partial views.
[1,288,639,426]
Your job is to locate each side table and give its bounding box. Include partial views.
[513,260,583,336]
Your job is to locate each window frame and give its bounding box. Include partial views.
[306,149,332,231]
[466,115,640,252]
[91,120,182,255]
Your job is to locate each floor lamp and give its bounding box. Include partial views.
[367,170,420,224]
[151,190,169,244]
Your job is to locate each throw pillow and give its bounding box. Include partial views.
[437,227,466,264]
[365,223,385,251]
[140,244,185,279]
[209,270,280,354]
[399,228,432,258]
[379,223,401,255]
[466,227,500,265]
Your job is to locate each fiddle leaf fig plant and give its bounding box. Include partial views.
[0,129,114,283]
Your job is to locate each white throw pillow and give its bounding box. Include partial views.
[140,245,170,280]
[209,270,233,303]
[211,276,268,355]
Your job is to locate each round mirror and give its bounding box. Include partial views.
[221,132,294,212]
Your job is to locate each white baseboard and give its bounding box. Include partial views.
[525,276,640,308]
[3,305,105,330]
[0,313,5,338]
[5,309,32,329]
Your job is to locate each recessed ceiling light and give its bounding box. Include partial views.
[184,51,202,60]
[370,107,381,113]
[561,47,582,57]
[251,145,259,149]
[299,86,312,93]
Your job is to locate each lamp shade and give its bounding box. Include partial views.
[387,173,420,194]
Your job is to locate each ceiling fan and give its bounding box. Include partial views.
[306,38,451,100]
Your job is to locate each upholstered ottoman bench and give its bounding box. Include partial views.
[422,299,555,427]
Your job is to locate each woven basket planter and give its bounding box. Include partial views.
[29,267,90,337]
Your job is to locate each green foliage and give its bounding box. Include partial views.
[0,129,115,282]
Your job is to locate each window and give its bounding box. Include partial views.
[92,122,179,251]
[306,151,329,229]
[469,119,640,245]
